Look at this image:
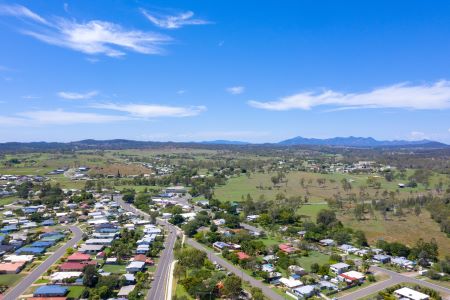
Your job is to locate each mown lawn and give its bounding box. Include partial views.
[102,264,127,274]
[67,285,85,299]
[0,274,25,287]
[296,251,330,272]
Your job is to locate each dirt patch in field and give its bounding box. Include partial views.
[89,163,150,176]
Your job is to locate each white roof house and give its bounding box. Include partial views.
[279,277,303,289]
[50,272,82,282]
[394,287,429,300]
[3,255,34,263]
[118,285,136,297]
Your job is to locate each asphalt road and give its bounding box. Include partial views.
[3,225,83,300]
[114,195,177,300]
[146,227,177,300]
[338,266,450,300]
[186,238,285,300]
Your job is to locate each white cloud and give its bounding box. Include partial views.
[409,131,427,140]
[0,110,129,126]
[226,86,245,95]
[249,80,450,111]
[141,9,210,29]
[0,4,49,25]
[58,90,98,100]
[0,4,171,57]
[22,95,41,100]
[177,89,186,95]
[92,103,206,118]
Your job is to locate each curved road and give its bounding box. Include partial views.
[338,266,450,300]
[3,225,83,300]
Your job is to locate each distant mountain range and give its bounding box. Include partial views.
[0,136,447,152]
[276,136,448,147]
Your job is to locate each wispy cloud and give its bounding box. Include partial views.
[92,103,206,118]
[0,109,130,126]
[177,89,186,95]
[22,95,41,100]
[249,80,450,111]
[0,4,171,57]
[58,90,98,100]
[141,9,210,29]
[226,86,245,95]
[0,4,49,25]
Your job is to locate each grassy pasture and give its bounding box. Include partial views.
[213,171,449,203]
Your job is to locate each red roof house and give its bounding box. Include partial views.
[67,252,91,262]
[236,252,250,260]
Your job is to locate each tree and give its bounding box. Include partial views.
[316,209,338,227]
[176,248,207,269]
[414,205,421,217]
[310,263,320,274]
[222,275,242,299]
[83,264,98,287]
[354,230,368,247]
[250,287,265,300]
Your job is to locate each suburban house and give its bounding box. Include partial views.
[394,287,430,300]
[373,254,391,264]
[126,261,146,273]
[67,252,91,262]
[330,262,350,274]
[0,262,26,274]
[213,241,230,251]
[338,271,366,284]
[33,285,68,297]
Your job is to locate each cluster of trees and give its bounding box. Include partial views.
[80,264,148,300]
[376,238,439,264]
[173,247,251,300]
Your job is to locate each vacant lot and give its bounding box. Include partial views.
[339,210,450,258]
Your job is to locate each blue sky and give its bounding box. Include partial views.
[0,0,450,143]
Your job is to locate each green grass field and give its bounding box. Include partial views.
[102,264,127,274]
[67,285,85,299]
[213,171,447,203]
[296,251,330,272]
[0,274,25,287]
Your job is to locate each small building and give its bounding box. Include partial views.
[236,252,250,260]
[15,247,46,255]
[50,271,82,282]
[394,287,429,300]
[330,262,350,274]
[0,262,25,274]
[78,244,104,254]
[117,285,136,298]
[126,261,145,273]
[261,263,275,272]
[279,277,303,289]
[373,254,391,264]
[338,270,365,284]
[33,285,68,297]
[59,262,86,272]
[319,239,335,246]
[292,285,317,299]
[212,241,230,251]
[67,252,91,262]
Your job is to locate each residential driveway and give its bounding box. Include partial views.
[2,225,83,300]
[338,266,450,300]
